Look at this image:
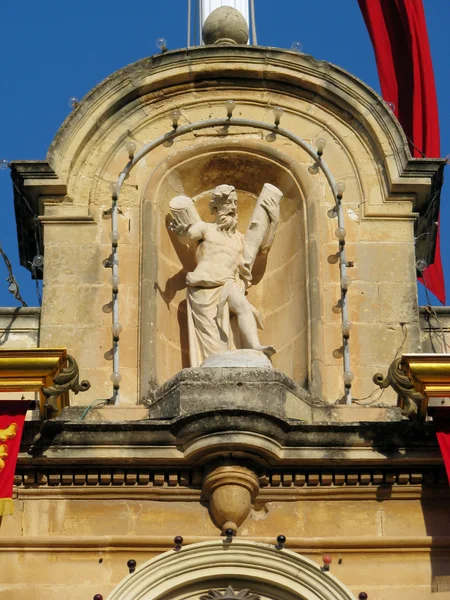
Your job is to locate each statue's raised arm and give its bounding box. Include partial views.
[241,183,283,281]
[169,195,206,241]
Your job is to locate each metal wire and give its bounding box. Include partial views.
[0,243,28,307]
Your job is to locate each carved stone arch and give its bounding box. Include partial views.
[138,137,328,397]
[107,540,357,600]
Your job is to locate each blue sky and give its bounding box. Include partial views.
[0,0,448,307]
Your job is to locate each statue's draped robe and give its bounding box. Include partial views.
[186,228,244,367]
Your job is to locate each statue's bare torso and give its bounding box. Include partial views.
[186,223,244,288]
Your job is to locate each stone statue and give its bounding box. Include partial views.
[169,183,282,367]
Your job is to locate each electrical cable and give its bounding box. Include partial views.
[0,243,28,307]
[80,398,108,420]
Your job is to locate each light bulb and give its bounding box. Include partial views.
[308,163,319,175]
[335,227,346,241]
[342,320,353,336]
[327,207,337,219]
[290,41,303,53]
[416,259,427,272]
[125,141,136,158]
[387,101,396,112]
[112,322,122,337]
[0,159,10,170]
[110,372,122,385]
[445,154,450,165]
[156,37,167,52]
[272,106,284,125]
[335,181,346,195]
[316,137,327,153]
[32,255,44,268]
[343,370,355,385]
[109,182,118,198]
[226,100,236,117]
[68,97,79,109]
[341,275,352,290]
[110,275,120,289]
[170,109,181,128]
[109,231,120,243]
[322,554,332,565]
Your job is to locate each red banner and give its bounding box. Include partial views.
[435,419,450,485]
[0,402,27,516]
[357,0,445,304]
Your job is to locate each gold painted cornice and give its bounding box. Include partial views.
[0,348,67,416]
[401,354,450,401]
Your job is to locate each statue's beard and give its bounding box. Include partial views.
[216,213,238,235]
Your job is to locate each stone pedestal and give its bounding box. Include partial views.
[149,367,314,422]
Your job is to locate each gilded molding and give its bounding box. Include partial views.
[401,353,450,402]
[0,348,89,418]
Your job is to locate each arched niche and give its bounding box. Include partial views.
[140,139,316,396]
[107,540,356,600]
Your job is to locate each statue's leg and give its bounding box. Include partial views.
[228,285,275,357]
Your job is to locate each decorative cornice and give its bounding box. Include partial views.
[0,349,89,418]
[402,353,450,402]
[13,465,448,494]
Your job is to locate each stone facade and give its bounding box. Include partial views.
[0,40,448,600]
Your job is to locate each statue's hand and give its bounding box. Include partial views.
[168,221,191,236]
[261,196,280,223]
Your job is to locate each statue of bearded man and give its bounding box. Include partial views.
[169,183,282,367]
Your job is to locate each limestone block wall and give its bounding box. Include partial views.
[1,476,449,599]
[25,47,435,405]
[420,306,450,353]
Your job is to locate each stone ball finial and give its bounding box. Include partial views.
[202,6,249,46]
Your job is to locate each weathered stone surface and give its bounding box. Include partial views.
[150,367,314,422]
[201,349,273,368]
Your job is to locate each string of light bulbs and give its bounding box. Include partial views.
[108,104,354,403]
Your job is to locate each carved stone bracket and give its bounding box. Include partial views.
[203,465,259,534]
[373,357,424,418]
[42,354,90,417]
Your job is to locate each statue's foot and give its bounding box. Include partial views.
[260,345,276,358]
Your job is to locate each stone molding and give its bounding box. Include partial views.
[13,465,447,494]
[106,539,357,600]
[1,534,450,553]
[45,47,442,206]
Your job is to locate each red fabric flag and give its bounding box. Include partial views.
[357,0,445,304]
[0,402,27,515]
[435,419,450,485]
